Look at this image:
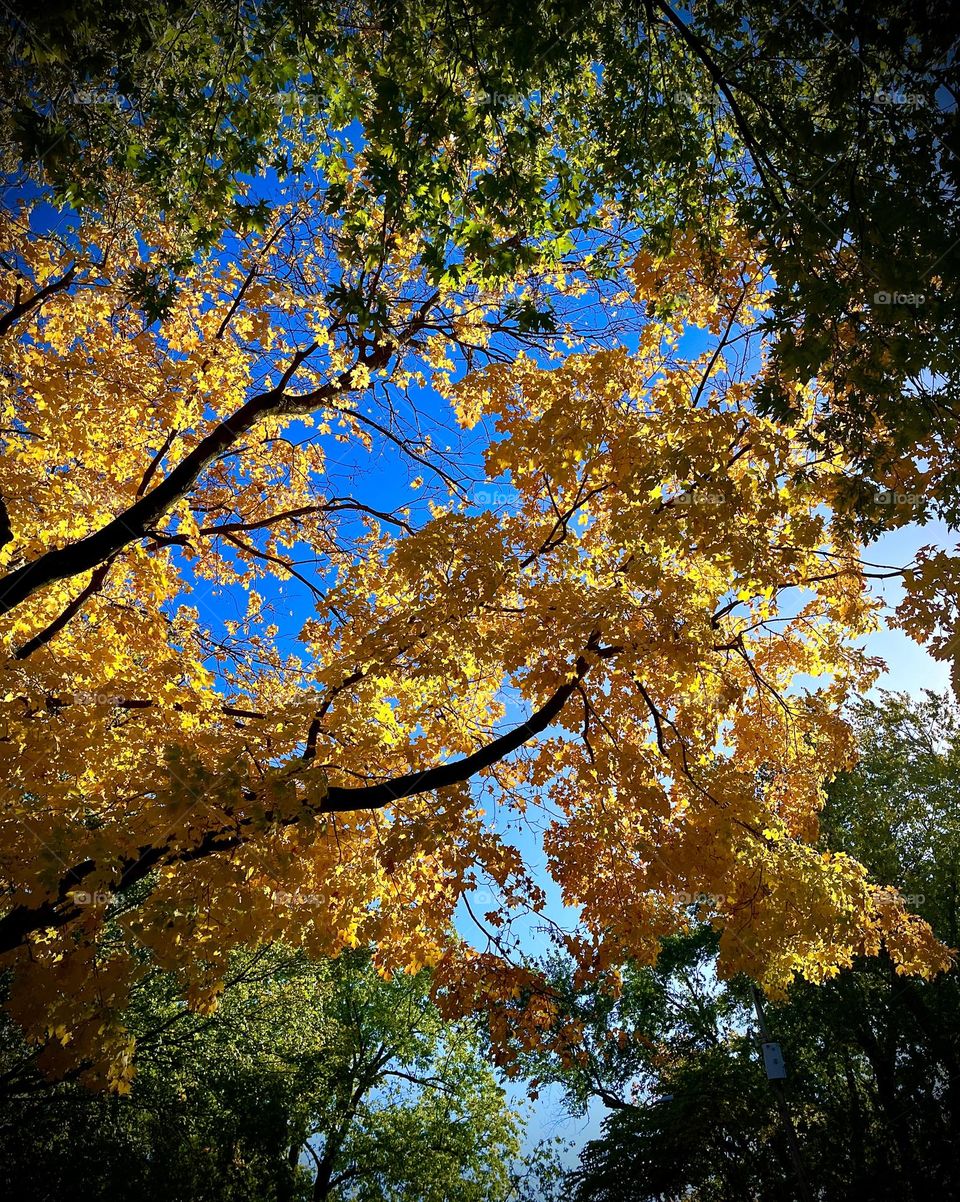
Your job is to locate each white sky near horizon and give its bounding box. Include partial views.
[863,519,954,697]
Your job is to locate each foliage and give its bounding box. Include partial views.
[1,2,957,1096]
[0,946,521,1201]
[4,1,957,523]
[524,692,960,1201]
[600,2,960,528]
[0,0,607,271]
[0,174,949,1086]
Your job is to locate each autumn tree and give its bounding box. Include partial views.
[7,1,959,689]
[0,164,948,1091]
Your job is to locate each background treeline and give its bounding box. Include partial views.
[0,947,527,1201]
[2,691,959,1200]
[532,694,960,1201]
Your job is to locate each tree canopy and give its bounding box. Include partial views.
[4,0,957,518]
[0,170,948,1086]
[0,0,956,1108]
[0,946,522,1200]
[525,692,960,1201]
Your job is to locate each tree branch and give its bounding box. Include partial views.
[0,295,441,617]
[0,343,337,616]
[14,555,118,659]
[0,640,615,954]
[0,265,77,338]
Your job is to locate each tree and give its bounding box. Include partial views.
[0,0,609,271]
[526,692,960,1202]
[4,1,957,525]
[6,1,959,684]
[0,182,946,1085]
[592,1,960,528]
[0,945,521,1201]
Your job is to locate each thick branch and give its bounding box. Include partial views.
[0,342,382,616]
[320,645,601,811]
[0,496,11,549]
[0,280,448,620]
[0,642,611,955]
[0,265,77,338]
[654,2,785,202]
[14,555,118,659]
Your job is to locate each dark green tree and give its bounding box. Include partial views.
[0,947,521,1201]
[519,692,960,1202]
